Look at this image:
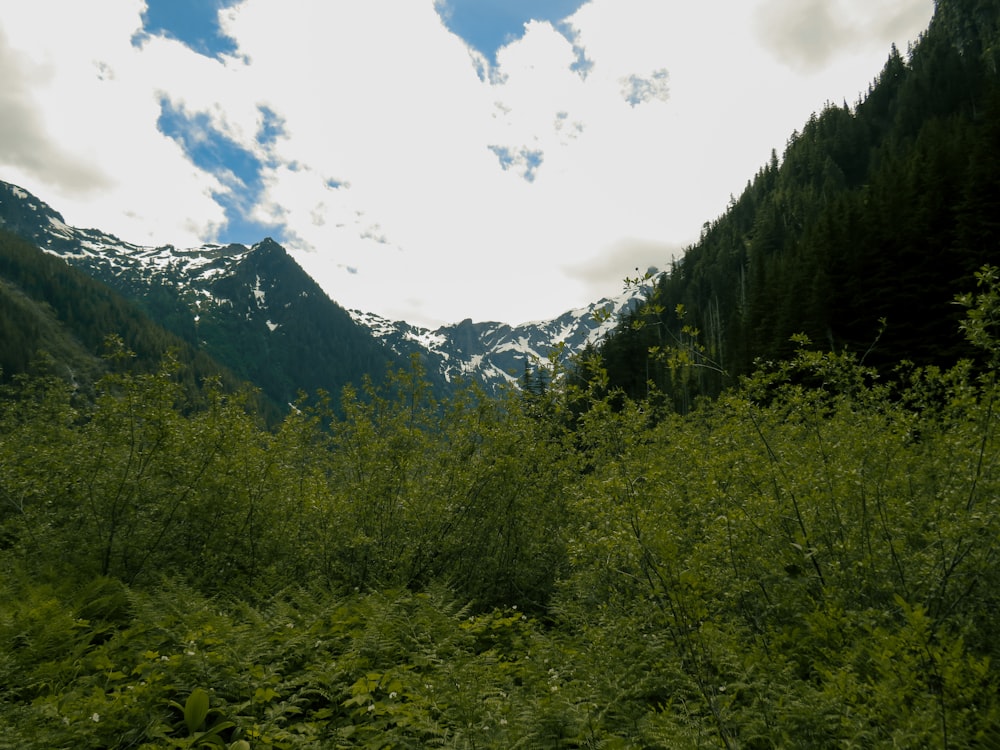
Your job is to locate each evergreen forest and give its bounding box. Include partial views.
[3,0,1000,747]
[0,227,257,412]
[596,0,1000,412]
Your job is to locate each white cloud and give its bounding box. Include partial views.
[567,236,680,297]
[620,69,670,106]
[0,0,934,327]
[0,2,227,242]
[0,24,111,193]
[754,0,855,71]
[754,0,933,71]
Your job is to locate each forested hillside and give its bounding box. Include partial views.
[596,0,1000,409]
[168,239,397,414]
[0,180,403,417]
[0,228,251,407]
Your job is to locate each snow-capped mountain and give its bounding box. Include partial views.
[0,180,250,299]
[349,287,649,394]
[0,179,652,400]
[0,180,398,410]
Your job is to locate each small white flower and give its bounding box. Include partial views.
[367,704,375,712]
[389,691,398,699]
[500,718,508,726]
[91,713,100,722]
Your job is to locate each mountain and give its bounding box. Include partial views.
[0,224,255,409]
[594,0,1000,409]
[348,283,652,394]
[0,181,401,412]
[0,179,652,404]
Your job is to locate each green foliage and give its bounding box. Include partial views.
[3,272,1000,746]
[956,264,1000,366]
[319,360,576,609]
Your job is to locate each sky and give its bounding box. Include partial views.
[0,0,934,328]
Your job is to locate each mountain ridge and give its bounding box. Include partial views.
[0,223,259,412]
[348,282,651,392]
[0,179,653,401]
[0,180,398,411]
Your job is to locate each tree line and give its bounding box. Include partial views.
[595,0,1000,411]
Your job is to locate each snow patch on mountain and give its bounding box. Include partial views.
[1,178,654,395]
[347,281,654,394]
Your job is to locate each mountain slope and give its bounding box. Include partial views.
[595,0,1000,408]
[349,282,652,395]
[0,229,109,384]
[0,181,401,411]
[0,226,250,405]
[0,179,656,400]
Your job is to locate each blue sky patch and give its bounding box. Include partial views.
[436,0,591,73]
[521,149,544,181]
[488,145,544,182]
[136,0,242,60]
[257,106,286,147]
[555,20,594,77]
[488,145,516,171]
[157,97,283,244]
